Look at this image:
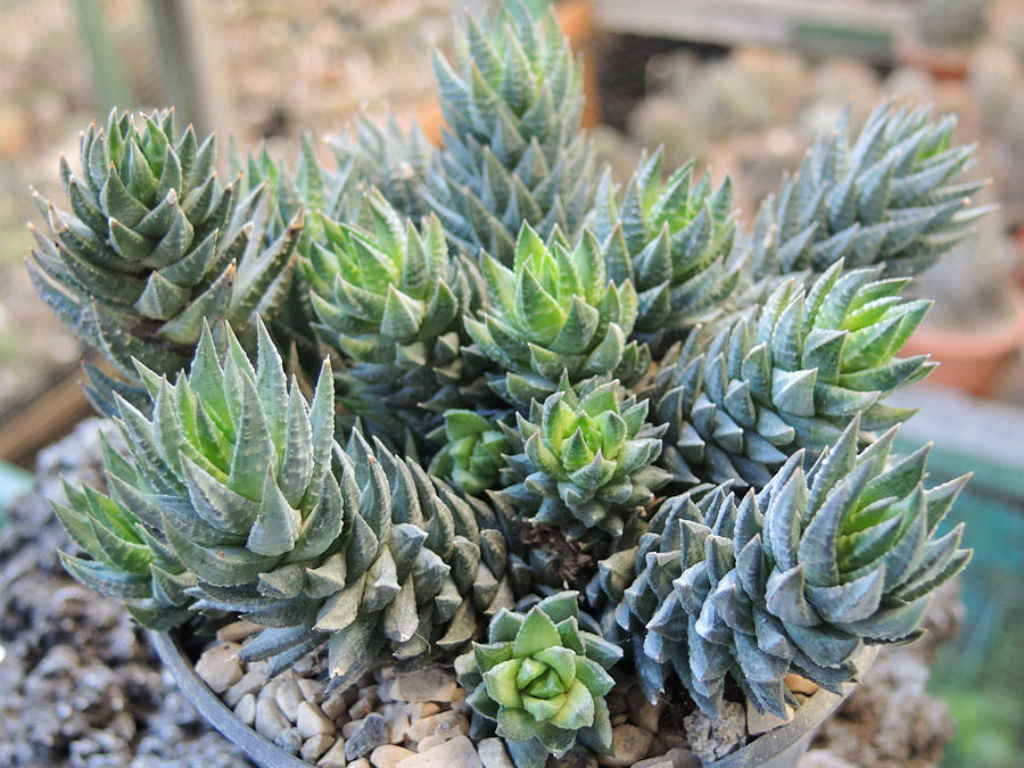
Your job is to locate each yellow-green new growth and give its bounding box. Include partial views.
[466,224,647,405]
[456,591,622,768]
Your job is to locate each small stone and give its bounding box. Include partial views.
[194,642,243,693]
[316,736,348,767]
[216,619,263,643]
[746,698,794,735]
[255,697,291,740]
[345,712,389,760]
[258,679,281,702]
[627,687,664,734]
[550,745,597,767]
[785,673,819,696]
[347,761,371,768]
[298,700,337,738]
[385,708,411,743]
[343,718,364,738]
[658,748,700,768]
[371,744,416,767]
[683,701,746,761]
[274,726,304,753]
[406,711,469,743]
[597,724,653,767]
[647,736,665,757]
[276,678,305,721]
[224,669,266,707]
[349,695,376,719]
[409,702,441,719]
[478,737,514,768]
[416,733,460,752]
[301,734,335,762]
[234,693,256,726]
[631,758,672,768]
[611,713,628,726]
[322,690,350,721]
[606,692,627,714]
[299,677,326,703]
[394,735,482,767]
[389,667,458,702]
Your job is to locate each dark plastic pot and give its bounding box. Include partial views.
[152,630,877,768]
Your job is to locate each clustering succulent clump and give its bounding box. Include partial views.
[653,260,935,488]
[35,2,980,766]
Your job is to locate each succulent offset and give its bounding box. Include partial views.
[426,1,597,263]
[500,376,672,547]
[456,592,622,768]
[466,224,648,405]
[749,104,987,280]
[653,260,935,488]
[30,0,984,757]
[429,410,511,495]
[592,150,745,350]
[55,321,516,685]
[594,416,970,717]
[305,189,488,440]
[28,109,302,383]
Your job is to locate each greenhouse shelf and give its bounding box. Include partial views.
[592,0,915,60]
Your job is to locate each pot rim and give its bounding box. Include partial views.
[152,630,878,768]
[703,646,878,767]
[150,630,311,768]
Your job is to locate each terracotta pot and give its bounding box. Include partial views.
[895,38,972,80]
[151,629,875,768]
[902,291,1024,397]
[416,0,598,144]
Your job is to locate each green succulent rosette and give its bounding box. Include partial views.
[456,591,622,768]
[27,108,302,385]
[654,260,935,488]
[593,149,744,350]
[466,223,648,406]
[427,0,597,263]
[499,377,672,545]
[595,416,971,717]
[305,189,489,439]
[428,410,511,495]
[750,104,988,280]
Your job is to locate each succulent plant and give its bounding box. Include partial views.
[595,416,971,717]
[592,149,745,350]
[653,261,935,488]
[456,591,622,767]
[26,0,986,746]
[466,224,648,405]
[426,0,597,263]
[304,189,490,440]
[54,320,515,684]
[428,410,511,495]
[27,109,303,383]
[499,377,671,547]
[750,104,988,280]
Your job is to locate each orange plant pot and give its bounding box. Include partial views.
[902,292,1024,397]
